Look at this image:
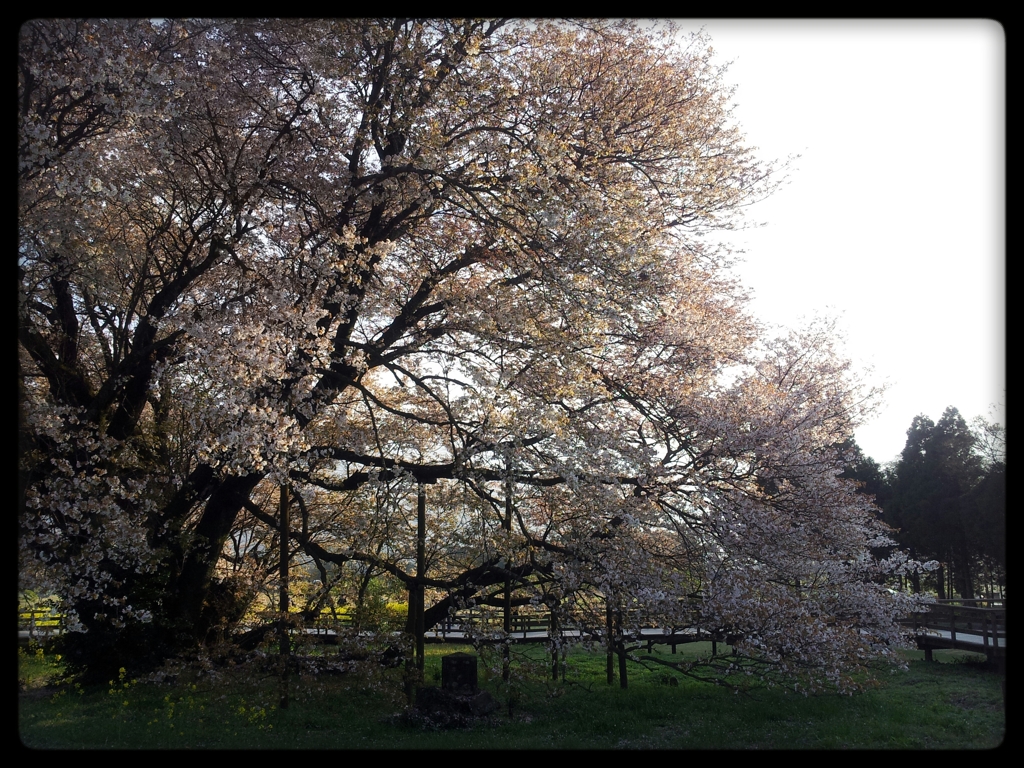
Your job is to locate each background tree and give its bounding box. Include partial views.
[840,439,892,510]
[965,455,1006,599]
[967,411,1006,596]
[885,407,1004,600]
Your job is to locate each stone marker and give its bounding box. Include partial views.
[441,651,477,694]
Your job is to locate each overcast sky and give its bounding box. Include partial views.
[671,19,1005,464]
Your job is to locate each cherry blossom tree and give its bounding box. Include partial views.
[19,18,925,689]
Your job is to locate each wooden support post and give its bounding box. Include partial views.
[416,483,426,673]
[616,608,628,689]
[278,484,290,710]
[404,482,428,705]
[606,600,614,685]
[502,475,512,684]
[550,608,559,681]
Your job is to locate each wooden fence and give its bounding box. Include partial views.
[902,600,1006,661]
[18,608,65,643]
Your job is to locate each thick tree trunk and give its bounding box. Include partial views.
[59,471,262,682]
[172,473,263,638]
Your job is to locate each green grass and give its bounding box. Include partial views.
[19,641,1004,749]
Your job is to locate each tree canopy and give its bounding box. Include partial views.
[19,19,926,691]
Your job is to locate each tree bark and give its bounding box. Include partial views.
[173,473,263,638]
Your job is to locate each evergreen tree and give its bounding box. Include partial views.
[886,407,1002,599]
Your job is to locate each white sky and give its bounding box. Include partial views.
[674,19,1005,464]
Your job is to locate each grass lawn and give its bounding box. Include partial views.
[18,640,1004,749]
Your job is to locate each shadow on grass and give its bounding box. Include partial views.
[19,642,1004,749]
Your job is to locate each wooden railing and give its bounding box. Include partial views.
[902,602,1006,659]
[429,609,554,637]
[18,608,65,642]
[933,598,1004,608]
